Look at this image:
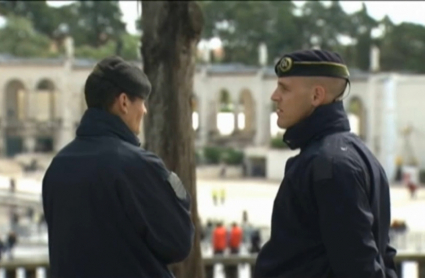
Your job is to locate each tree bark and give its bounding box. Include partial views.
[141,2,204,278]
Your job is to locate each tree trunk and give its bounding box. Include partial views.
[141,2,204,278]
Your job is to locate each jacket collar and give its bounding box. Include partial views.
[283,101,350,150]
[76,108,140,147]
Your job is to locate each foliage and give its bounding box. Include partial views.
[270,136,289,149]
[219,107,233,113]
[0,0,60,38]
[270,102,277,112]
[74,34,139,61]
[0,15,54,58]
[199,0,425,73]
[199,1,298,65]
[203,146,222,164]
[219,89,231,104]
[70,1,126,48]
[2,0,425,72]
[420,169,425,184]
[222,148,244,165]
[1,1,126,47]
[202,146,244,165]
[195,149,202,164]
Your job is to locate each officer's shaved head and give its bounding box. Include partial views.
[305,77,348,101]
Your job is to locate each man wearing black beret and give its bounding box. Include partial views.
[255,50,397,278]
[42,56,194,277]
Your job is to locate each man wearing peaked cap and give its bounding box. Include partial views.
[42,56,194,277]
[255,50,397,278]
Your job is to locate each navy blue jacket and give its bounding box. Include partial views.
[42,108,194,277]
[255,102,397,278]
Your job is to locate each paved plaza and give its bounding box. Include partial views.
[0,176,423,277]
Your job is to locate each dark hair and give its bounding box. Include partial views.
[84,73,138,110]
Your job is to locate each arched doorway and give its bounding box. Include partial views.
[347,97,367,141]
[270,101,284,138]
[238,89,256,135]
[34,79,56,153]
[35,79,56,121]
[216,89,235,136]
[191,93,199,131]
[4,79,27,157]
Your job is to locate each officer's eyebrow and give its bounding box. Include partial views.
[277,80,290,90]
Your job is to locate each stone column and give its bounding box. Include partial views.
[55,60,75,152]
[365,75,378,152]
[26,80,35,120]
[254,68,270,146]
[0,117,5,157]
[24,79,36,153]
[24,136,36,153]
[233,102,239,133]
[199,66,210,146]
[380,74,398,181]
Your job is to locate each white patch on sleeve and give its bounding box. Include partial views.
[167,172,187,200]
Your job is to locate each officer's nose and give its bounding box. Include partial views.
[143,103,148,115]
[271,89,279,102]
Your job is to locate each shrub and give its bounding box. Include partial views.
[270,137,288,149]
[203,146,222,164]
[420,169,425,184]
[202,146,244,165]
[222,148,244,165]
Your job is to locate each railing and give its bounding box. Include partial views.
[1,254,425,278]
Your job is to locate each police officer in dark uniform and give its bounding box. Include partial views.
[42,56,193,277]
[254,50,397,278]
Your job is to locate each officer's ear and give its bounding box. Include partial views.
[311,85,326,107]
[116,92,130,114]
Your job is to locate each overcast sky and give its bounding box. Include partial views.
[45,1,425,35]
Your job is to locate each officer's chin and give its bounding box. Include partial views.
[277,118,289,130]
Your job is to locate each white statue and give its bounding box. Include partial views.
[64,36,74,59]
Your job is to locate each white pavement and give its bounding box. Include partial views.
[197,179,425,233]
[2,178,424,278]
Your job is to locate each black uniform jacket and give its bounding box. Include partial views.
[42,108,194,278]
[255,101,397,278]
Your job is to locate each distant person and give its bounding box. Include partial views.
[228,222,243,254]
[404,173,418,199]
[220,162,226,178]
[249,229,261,254]
[27,207,34,222]
[220,188,226,205]
[204,220,214,245]
[0,238,4,261]
[10,211,19,233]
[212,188,218,206]
[5,231,17,260]
[242,161,247,177]
[241,211,253,245]
[42,56,193,277]
[395,156,402,182]
[38,213,45,234]
[255,50,397,278]
[9,178,15,193]
[213,222,227,255]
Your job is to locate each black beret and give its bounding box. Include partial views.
[90,56,151,99]
[275,49,350,80]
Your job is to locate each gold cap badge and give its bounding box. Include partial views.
[278,57,293,73]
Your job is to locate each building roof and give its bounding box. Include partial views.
[0,54,373,79]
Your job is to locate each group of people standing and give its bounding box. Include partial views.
[201,211,262,256]
[0,231,17,261]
